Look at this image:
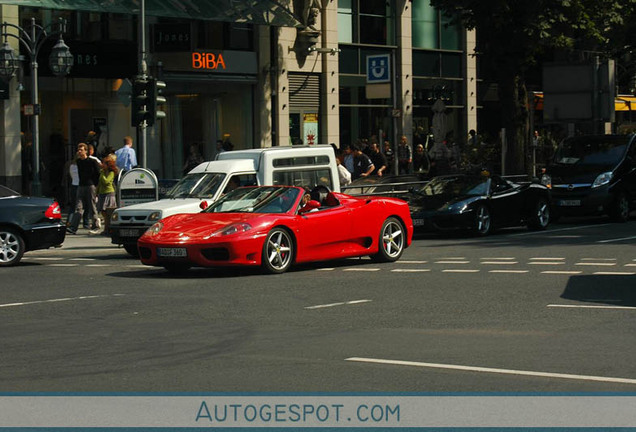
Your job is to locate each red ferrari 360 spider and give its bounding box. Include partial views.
[137,185,413,274]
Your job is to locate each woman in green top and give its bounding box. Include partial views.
[96,157,119,235]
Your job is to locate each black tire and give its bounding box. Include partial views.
[528,198,550,230]
[372,217,405,262]
[124,244,140,257]
[0,227,25,267]
[609,193,630,222]
[262,227,294,274]
[473,204,492,236]
[163,263,192,274]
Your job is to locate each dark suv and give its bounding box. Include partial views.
[541,134,636,221]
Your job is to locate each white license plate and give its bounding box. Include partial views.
[157,247,187,257]
[413,219,425,226]
[120,228,142,237]
[559,200,581,207]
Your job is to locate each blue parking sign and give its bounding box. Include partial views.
[366,54,391,83]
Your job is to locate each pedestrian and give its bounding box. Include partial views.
[352,143,374,180]
[413,144,428,173]
[183,143,204,174]
[343,144,355,174]
[115,136,137,172]
[86,130,99,156]
[397,135,412,174]
[64,153,80,224]
[383,140,394,175]
[369,142,387,177]
[215,139,225,158]
[335,149,352,186]
[222,140,234,151]
[96,157,119,235]
[67,143,101,234]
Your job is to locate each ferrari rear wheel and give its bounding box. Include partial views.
[372,217,405,262]
[474,204,491,236]
[0,227,25,267]
[163,263,192,274]
[528,198,550,230]
[262,227,294,274]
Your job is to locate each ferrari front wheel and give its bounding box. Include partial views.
[474,204,492,236]
[372,217,405,262]
[528,198,550,230]
[262,227,294,274]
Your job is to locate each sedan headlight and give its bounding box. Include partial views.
[207,223,252,238]
[146,222,163,236]
[592,171,612,188]
[148,211,162,221]
[540,174,552,189]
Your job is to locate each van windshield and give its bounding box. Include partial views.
[554,136,630,167]
[165,173,226,199]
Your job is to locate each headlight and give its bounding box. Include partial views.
[148,211,162,221]
[540,174,552,188]
[592,172,612,188]
[207,223,252,238]
[443,202,468,213]
[111,211,119,222]
[146,222,163,236]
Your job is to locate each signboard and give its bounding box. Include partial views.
[157,50,257,75]
[303,113,318,145]
[366,54,391,84]
[118,168,159,207]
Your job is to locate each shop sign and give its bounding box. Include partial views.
[303,113,318,145]
[366,54,391,84]
[152,23,191,52]
[118,168,159,207]
[157,51,257,75]
[65,41,136,79]
[192,52,226,70]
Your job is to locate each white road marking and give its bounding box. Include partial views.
[345,357,636,385]
[548,304,636,310]
[481,257,516,260]
[597,235,636,243]
[481,261,519,265]
[126,265,149,269]
[85,264,112,267]
[31,257,64,261]
[528,262,565,265]
[580,258,617,261]
[593,271,635,276]
[575,262,617,266]
[305,299,372,310]
[442,269,480,273]
[69,258,96,261]
[625,264,636,267]
[343,268,380,272]
[49,264,79,267]
[440,257,466,260]
[391,269,431,273]
[541,271,582,275]
[489,270,529,274]
[435,260,470,264]
[529,257,565,261]
[548,235,582,239]
[316,268,335,271]
[399,260,428,264]
[0,294,125,308]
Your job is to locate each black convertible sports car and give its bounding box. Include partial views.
[0,185,66,266]
[407,174,551,235]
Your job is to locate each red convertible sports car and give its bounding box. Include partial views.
[137,185,413,274]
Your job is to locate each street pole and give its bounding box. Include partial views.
[138,0,147,168]
[30,20,41,196]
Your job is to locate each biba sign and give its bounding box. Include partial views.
[192,52,226,70]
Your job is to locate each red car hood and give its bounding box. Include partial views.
[145,212,271,242]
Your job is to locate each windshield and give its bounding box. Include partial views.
[205,187,301,214]
[416,176,490,197]
[0,185,20,198]
[165,173,225,199]
[554,136,629,166]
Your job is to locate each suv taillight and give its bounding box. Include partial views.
[45,202,62,219]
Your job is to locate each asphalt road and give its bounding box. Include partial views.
[2,218,636,392]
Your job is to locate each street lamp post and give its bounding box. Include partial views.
[0,17,73,197]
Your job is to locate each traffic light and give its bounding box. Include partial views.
[148,78,167,127]
[131,76,150,127]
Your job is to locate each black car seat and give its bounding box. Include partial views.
[310,185,330,206]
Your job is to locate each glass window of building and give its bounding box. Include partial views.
[412,1,461,50]
[337,0,395,45]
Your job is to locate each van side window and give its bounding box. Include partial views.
[223,174,257,194]
[273,169,333,190]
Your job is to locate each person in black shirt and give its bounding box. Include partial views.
[352,144,374,180]
[67,143,101,234]
[369,142,387,176]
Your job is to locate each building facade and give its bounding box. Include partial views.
[0,0,477,200]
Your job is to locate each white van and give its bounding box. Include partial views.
[110,145,339,255]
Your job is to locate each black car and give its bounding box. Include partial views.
[541,134,636,221]
[342,173,430,197]
[407,174,551,235]
[0,185,66,266]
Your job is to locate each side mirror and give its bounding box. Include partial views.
[299,200,321,214]
[199,201,208,210]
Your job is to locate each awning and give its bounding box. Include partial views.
[0,0,303,27]
[533,92,636,112]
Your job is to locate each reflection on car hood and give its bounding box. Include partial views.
[548,164,614,184]
[408,194,479,212]
[116,198,203,214]
[151,213,272,240]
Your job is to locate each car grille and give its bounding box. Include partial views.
[202,248,230,261]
